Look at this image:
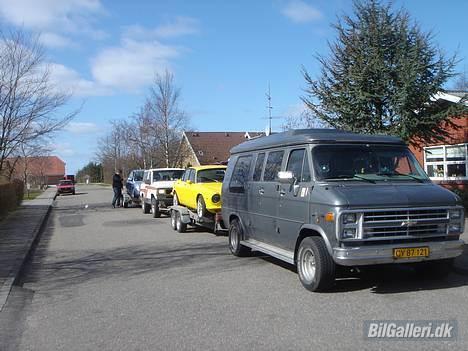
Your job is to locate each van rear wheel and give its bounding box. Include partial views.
[229,219,250,257]
[297,237,335,292]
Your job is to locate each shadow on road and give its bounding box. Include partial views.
[17,215,258,292]
[259,247,468,294]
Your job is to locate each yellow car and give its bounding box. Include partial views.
[173,165,227,218]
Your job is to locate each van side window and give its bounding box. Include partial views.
[286,149,312,182]
[253,153,265,181]
[229,155,252,193]
[263,151,284,181]
[302,152,311,182]
[286,149,305,180]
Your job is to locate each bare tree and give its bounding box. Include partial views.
[0,29,77,179]
[282,109,329,130]
[19,139,51,188]
[147,70,189,167]
[453,71,467,91]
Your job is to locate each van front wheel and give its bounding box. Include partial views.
[297,237,335,292]
[229,219,250,257]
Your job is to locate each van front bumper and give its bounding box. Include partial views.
[333,239,464,266]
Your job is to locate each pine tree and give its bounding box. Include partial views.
[302,0,466,144]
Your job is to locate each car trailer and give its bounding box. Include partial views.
[169,205,227,235]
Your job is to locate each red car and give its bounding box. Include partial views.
[57,180,75,195]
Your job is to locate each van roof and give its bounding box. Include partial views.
[230,129,405,154]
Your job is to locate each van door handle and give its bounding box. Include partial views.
[259,188,264,195]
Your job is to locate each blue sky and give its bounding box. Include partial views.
[0,0,466,173]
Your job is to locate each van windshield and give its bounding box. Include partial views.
[312,145,428,182]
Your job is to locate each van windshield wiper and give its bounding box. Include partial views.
[376,171,425,183]
[324,175,375,184]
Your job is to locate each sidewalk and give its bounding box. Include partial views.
[0,188,56,312]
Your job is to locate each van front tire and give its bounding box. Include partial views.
[229,219,250,257]
[297,237,335,292]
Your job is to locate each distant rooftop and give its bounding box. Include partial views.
[445,90,468,98]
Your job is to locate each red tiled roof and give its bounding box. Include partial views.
[185,131,264,165]
[7,156,66,177]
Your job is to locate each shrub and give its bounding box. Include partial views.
[0,180,24,218]
[450,188,468,211]
[12,179,24,205]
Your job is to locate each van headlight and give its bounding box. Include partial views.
[448,208,464,235]
[158,189,166,194]
[342,228,357,239]
[342,213,357,224]
[449,209,461,220]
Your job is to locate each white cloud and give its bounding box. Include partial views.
[90,36,180,92]
[0,0,105,48]
[282,0,322,23]
[50,141,75,156]
[64,122,100,134]
[48,63,109,96]
[124,17,199,40]
[154,16,200,38]
[39,32,76,49]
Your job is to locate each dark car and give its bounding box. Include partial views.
[57,180,75,195]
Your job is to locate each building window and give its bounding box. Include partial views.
[424,143,467,180]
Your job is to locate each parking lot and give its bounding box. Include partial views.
[1,184,468,350]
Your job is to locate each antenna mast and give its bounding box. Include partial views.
[266,83,273,135]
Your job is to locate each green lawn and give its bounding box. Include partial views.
[23,189,43,200]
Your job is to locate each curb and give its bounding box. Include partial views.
[0,194,56,313]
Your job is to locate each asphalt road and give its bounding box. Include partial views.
[1,184,468,351]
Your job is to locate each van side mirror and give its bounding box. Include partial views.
[144,178,151,185]
[278,171,295,184]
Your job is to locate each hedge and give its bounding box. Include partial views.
[450,188,468,211]
[0,179,24,217]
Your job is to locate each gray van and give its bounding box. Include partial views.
[221,129,465,291]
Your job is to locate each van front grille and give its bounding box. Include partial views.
[362,209,448,240]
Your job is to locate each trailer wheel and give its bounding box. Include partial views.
[229,219,250,256]
[176,212,187,233]
[297,237,335,292]
[197,196,206,218]
[170,210,178,230]
[151,197,160,218]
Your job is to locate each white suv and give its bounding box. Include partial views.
[140,168,185,217]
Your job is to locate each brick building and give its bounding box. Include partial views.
[409,91,468,190]
[6,156,66,186]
